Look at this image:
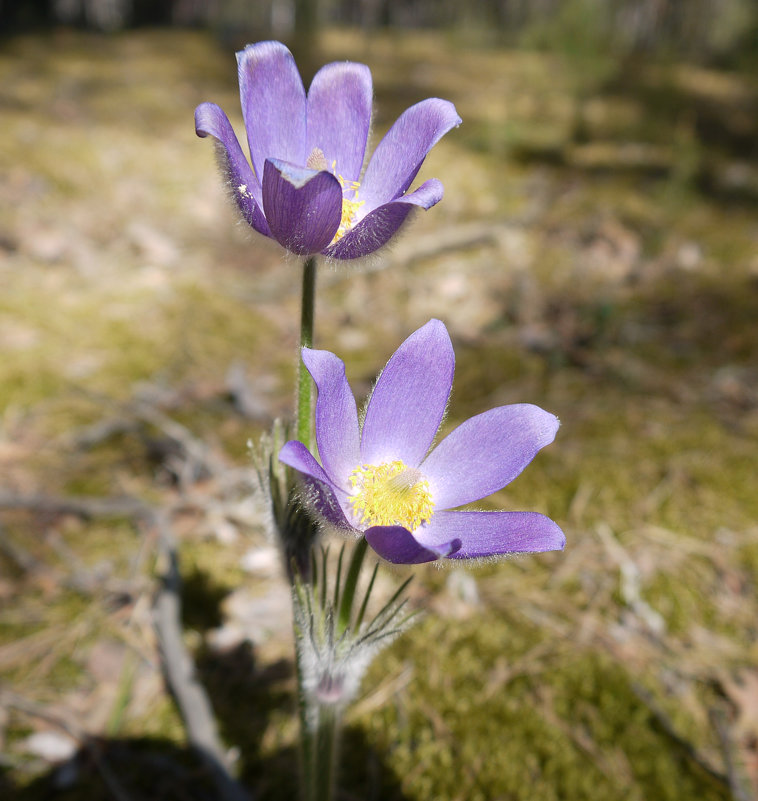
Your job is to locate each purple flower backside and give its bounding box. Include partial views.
[195,41,461,260]
[279,319,566,564]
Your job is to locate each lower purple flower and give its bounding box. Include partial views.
[279,320,565,564]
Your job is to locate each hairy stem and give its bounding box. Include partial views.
[297,256,317,450]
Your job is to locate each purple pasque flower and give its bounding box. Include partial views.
[279,320,565,564]
[195,41,461,260]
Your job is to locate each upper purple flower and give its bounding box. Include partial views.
[279,320,565,564]
[195,41,461,260]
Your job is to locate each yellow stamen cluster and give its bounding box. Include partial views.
[330,160,365,243]
[348,460,434,531]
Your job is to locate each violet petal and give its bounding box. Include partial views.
[360,98,461,209]
[323,179,443,260]
[306,61,372,184]
[262,158,343,255]
[422,404,560,509]
[279,441,355,532]
[302,347,360,489]
[360,319,454,467]
[237,42,306,182]
[364,526,462,564]
[417,510,566,558]
[194,102,271,236]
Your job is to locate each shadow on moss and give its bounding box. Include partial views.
[3,643,410,801]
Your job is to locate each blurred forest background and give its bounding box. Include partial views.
[3,0,758,61]
[1,1,758,800]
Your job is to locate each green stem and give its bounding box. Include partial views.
[293,256,342,801]
[295,642,314,801]
[294,255,330,799]
[299,700,340,801]
[297,256,317,450]
[314,705,339,801]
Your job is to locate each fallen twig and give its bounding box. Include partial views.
[595,523,666,635]
[1,488,253,801]
[388,220,506,266]
[0,510,146,604]
[710,705,754,801]
[152,511,252,801]
[0,521,41,571]
[631,682,728,789]
[134,402,225,483]
[0,491,150,520]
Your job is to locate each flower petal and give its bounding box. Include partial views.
[364,526,461,564]
[194,102,270,237]
[279,441,355,532]
[307,61,372,184]
[422,404,560,509]
[417,510,566,558]
[360,98,461,208]
[237,41,306,182]
[262,158,343,255]
[323,179,443,260]
[302,347,360,488]
[360,319,454,467]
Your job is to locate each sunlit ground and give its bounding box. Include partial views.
[1,28,757,800]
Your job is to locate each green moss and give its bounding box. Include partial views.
[2,26,757,801]
[355,615,727,801]
[737,541,758,584]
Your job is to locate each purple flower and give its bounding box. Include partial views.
[279,320,565,564]
[195,41,461,260]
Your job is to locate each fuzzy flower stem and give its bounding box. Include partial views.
[297,256,317,452]
[292,579,319,801]
[295,645,315,800]
[293,581,342,801]
[292,542,415,801]
[312,705,338,801]
[292,253,319,799]
[296,695,340,801]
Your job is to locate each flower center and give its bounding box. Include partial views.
[306,149,365,244]
[331,172,365,243]
[333,189,364,242]
[348,460,434,530]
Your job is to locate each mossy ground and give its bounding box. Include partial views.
[1,27,757,801]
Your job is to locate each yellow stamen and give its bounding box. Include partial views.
[330,159,365,243]
[348,460,434,530]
